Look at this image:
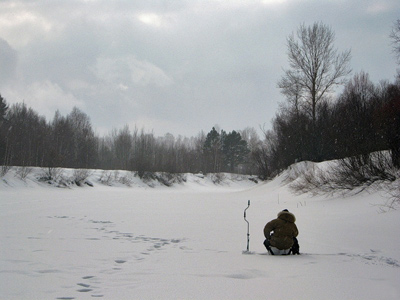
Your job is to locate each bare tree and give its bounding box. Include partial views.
[239,127,261,152]
[132,128,156,177]
[278,22,351,124]
[0,94,9,167]
[333,72,377,157]
[390,19,400,64]
[113,125,133,170]
[278,22,351,160]
[67,107,97,168]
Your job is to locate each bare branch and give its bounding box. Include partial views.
[390,19,400,64]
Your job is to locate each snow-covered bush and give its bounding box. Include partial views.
[15,166,32,181]
[98,170,135,187]
[380,174,400,211]
[118,172,135,187]
[288,163,335,195]
[38,167,64,183]
[72,169,93,186]
[335,152,396,186]
[141,172,186,187]
[98,171,115,186]
[210,173,226,184]
[1,165,11,177]
[288,152,398,196]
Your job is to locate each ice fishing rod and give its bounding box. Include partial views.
[243,200,250,253]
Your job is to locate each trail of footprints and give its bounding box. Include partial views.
[87,218,187,254]
[56,276,103,299]
[50,215,188,254]
[52,216,188,299]
[341,250,400,268]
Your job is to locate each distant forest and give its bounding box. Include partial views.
[1,70,398,179]
[1,21,399,180]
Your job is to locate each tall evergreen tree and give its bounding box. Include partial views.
[203,127,223,173]
[222,130,249,172]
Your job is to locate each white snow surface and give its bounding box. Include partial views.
[1,165,400,299]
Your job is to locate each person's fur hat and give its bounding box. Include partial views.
[277,209,296,223]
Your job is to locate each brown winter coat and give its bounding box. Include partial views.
[264,211,299,250]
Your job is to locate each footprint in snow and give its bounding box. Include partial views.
[77,288,92,292]
[114,259,126,264]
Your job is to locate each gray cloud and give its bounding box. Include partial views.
[0,38,17,87]
[0,0,399,137]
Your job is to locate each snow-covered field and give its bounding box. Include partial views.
[1,166,400,299]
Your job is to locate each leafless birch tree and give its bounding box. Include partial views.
[278,22,351,160]
[278,22,351,124]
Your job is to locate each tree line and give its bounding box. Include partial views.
[252,21,400,179]
[254,72,400,179]
[1,21,399,181]
[0,98,256,176]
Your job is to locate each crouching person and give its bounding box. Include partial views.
[263,209,300,255]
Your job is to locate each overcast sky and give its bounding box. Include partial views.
[0,0,399,138]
